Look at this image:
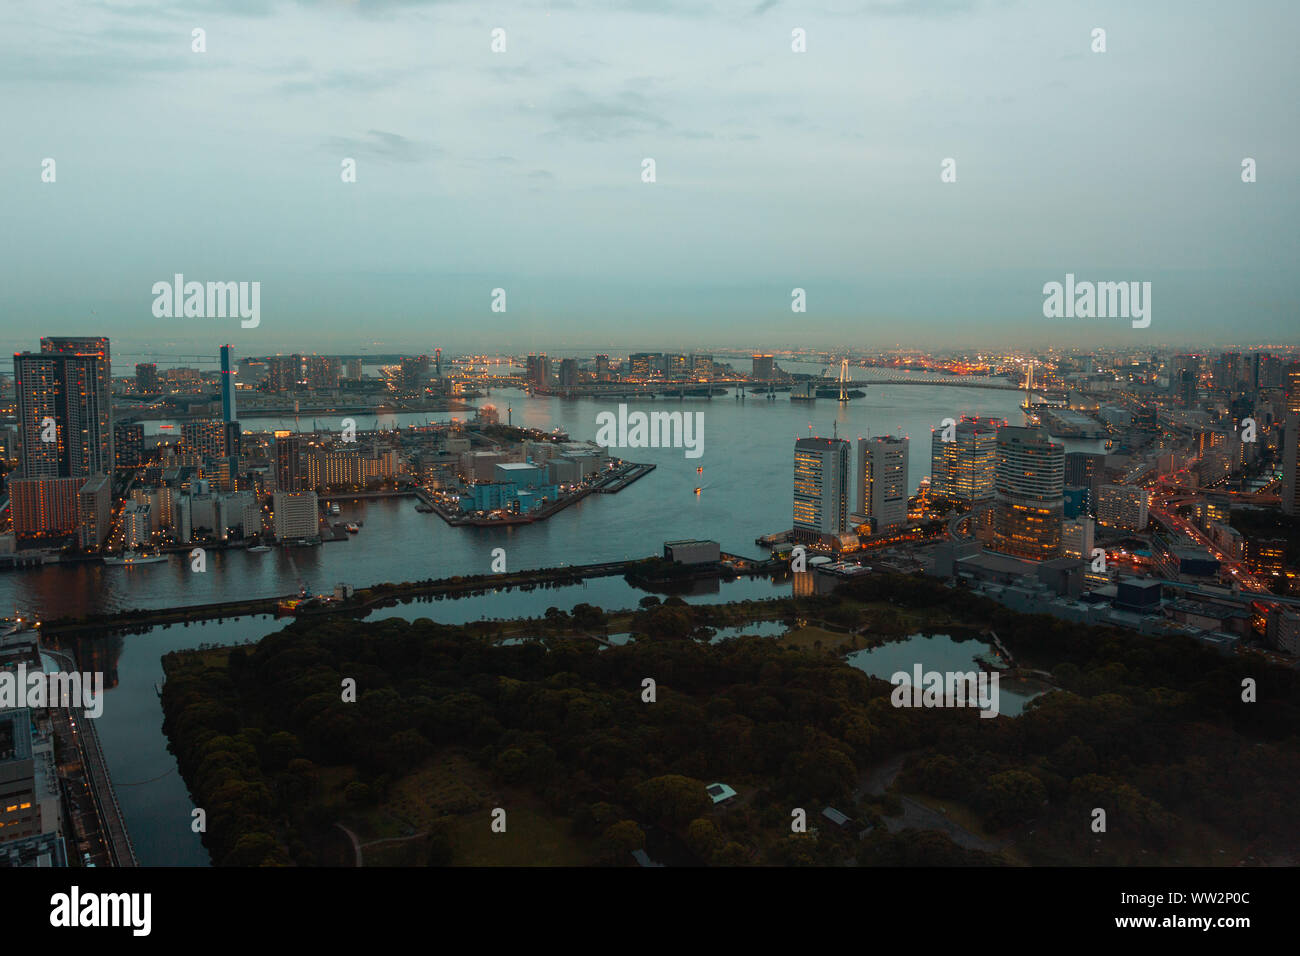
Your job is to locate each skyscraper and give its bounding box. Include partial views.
[991,425,1065,561]
[14,343,113,479]
[752,354,775,381]
[857,435,909,533]
[1283,413,1299,517]
[220,345,237,422]
[1064,451,1105,515]
[793,436,850,547]
[275,434,304,492]
[135,362,159,392]
[929,416,1000,505]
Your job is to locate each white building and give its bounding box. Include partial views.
[273,490,319,541]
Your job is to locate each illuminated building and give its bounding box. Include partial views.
[857,435,909,533]
[793,436,849,546]
[929,416,1000,505]
[1096,484,1149,532]
[991,425,1064,561]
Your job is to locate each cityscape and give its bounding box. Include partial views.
[3,0,1297,938]
[3,338,1298,873]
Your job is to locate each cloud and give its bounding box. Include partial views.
[321,129,435,162]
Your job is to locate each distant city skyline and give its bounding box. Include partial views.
[3,1,1298,350]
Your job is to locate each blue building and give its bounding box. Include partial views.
[220,344,236,423]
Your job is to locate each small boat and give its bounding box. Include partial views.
[248,545,272,553]
[345,523,359,534]
[104,550,169,566]
[694,487,702,495]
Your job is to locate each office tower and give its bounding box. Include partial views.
[752,354,775,381]
[857,435,909,533]
[1170,353,1199,406]
[135,362,159,392]
[1096,484,1150,531]
[1286,363,1300,418]
[1064,451,1105,515]
[113,423,145,468]
[559,358,578,389]
[929,416,1000,505]
[346,357,363,380]
[629,353,660,377]
[665,354,688,377]
[220,345,236,422]
[594,354,610,380]
[182,420,228,460]
[275,434,304,492]
[793,436,850,546]
[991,425,1064,561]
[690,353,712,377]
[1283,414,1299,516]
[434,348,442,379]
[1254,353,1282,390]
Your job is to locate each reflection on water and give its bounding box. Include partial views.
[846,632,1045,717]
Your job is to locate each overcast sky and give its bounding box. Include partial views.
[2,0,1296,363]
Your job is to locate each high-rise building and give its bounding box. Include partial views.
[991,425,1064,561]
[40,336,113,474]
[275,434,304,492]
[752,354,775,381]
[559,358,578,389]
[665,354,688,377]
[594,354,610,380]
[272,490,319,542]
[690,353,712,377]
[220,345,237,422]
[182,420,228,460]
[346,357,363,380]
[1096,484,1150,531]
[14,344,114,481]
[629,353,660,378]
[526,353,551,388]
[114,422,145,469]
[77,472,112,549]
[1285,363,1300,418]
[135,362,159,392]
[857,436,909,533]
[1064,451,1105,515]
[929,416,1000,505]
[1283,413,1299,516]
[9,476,81,545]
[793,437,850,546]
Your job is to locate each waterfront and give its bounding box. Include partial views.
[2,371,1096,620]
[20,373,1092,865]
